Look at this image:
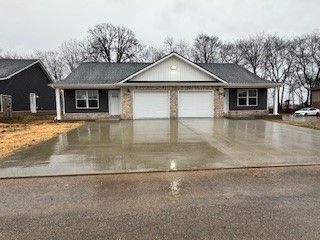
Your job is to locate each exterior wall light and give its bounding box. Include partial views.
[170,65,177,70]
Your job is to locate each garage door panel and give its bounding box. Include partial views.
[178,91,213,118]
[133,91,170,119]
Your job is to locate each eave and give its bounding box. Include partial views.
[226,82,284,88]
[116,82,227,87]
[48,83,119,89]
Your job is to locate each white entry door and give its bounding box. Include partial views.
[178,91,213,118]
[29,93,37,113]
[133,91,170,119]
[109,90,121,115]
[224,89,229,114]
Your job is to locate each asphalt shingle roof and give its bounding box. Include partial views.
[0,59,38,79]
[63,62,151,84]
[60,61,272,85]
[199,63,271,84]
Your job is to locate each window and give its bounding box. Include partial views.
[76,90,99,109]
[237,89,258,106]
[111,92,119,98]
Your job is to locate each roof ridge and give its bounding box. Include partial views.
[82,62,152,64]
[0,58,38,61]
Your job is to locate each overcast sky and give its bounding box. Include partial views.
[0,0,319,55]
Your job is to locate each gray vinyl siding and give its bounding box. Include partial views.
[64,90,108,113]
[229,88,267,110]
[0,63,55,111]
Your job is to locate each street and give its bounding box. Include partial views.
[1,166,319,239]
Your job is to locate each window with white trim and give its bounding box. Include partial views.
[76,90,99,109]
[237,89,258,106]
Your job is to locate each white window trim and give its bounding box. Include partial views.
[237,89,258,107]
[75,90,99,109]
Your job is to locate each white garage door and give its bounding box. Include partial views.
[133,91,170,119]
[178,91,213,118]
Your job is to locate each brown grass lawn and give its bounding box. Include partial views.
[0,115,84,159]
[270,119,320,130]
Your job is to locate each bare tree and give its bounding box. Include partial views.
[175,40,192,59]
[0,49,22,59]
[114,25,144,62]
[34,51,66,82]
[163,37,176,53]
[59,39,85,73]
[236,33,268,76]
[141,46,166,62]
[85,23,144,63]
[86,23,115,62]
[220,42,243,64]
[162,37,191,58]
[192,33,222,63]
[141,37,191,61]
[263,35,294,108]
[292,33,320,105]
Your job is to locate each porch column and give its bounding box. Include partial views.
[55,88,62,120]
[61,90,66,115]
[273,87,279,115]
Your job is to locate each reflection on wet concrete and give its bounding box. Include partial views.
[1,119,320,178]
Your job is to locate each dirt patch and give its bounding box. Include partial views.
[0,115,84,159]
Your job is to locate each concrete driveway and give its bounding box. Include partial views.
[0,119,320,178]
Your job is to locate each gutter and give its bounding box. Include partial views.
[225,83,284,88]
[116,82,228,87]
[48,83,119,89]
[49,82,284,89]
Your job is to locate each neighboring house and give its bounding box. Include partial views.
[50,53,282,120]
[311,86,320,108]
[0,59,55,112]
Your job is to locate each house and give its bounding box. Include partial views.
[311,86,320,108]
[0,59,55,113]
[49,53,282,120]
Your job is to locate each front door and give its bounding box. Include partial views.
[29,93,37,113]
[109,90,121,115]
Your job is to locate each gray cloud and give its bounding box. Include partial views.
[0,0,319,55]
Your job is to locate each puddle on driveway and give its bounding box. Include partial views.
[1,119,320,178]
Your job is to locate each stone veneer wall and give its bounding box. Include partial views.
[226,110,268,117]
[63,112,111,120]
[120,86,224,119]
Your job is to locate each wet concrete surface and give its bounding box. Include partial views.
[0,119,320,178]
[0,166,319,239]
